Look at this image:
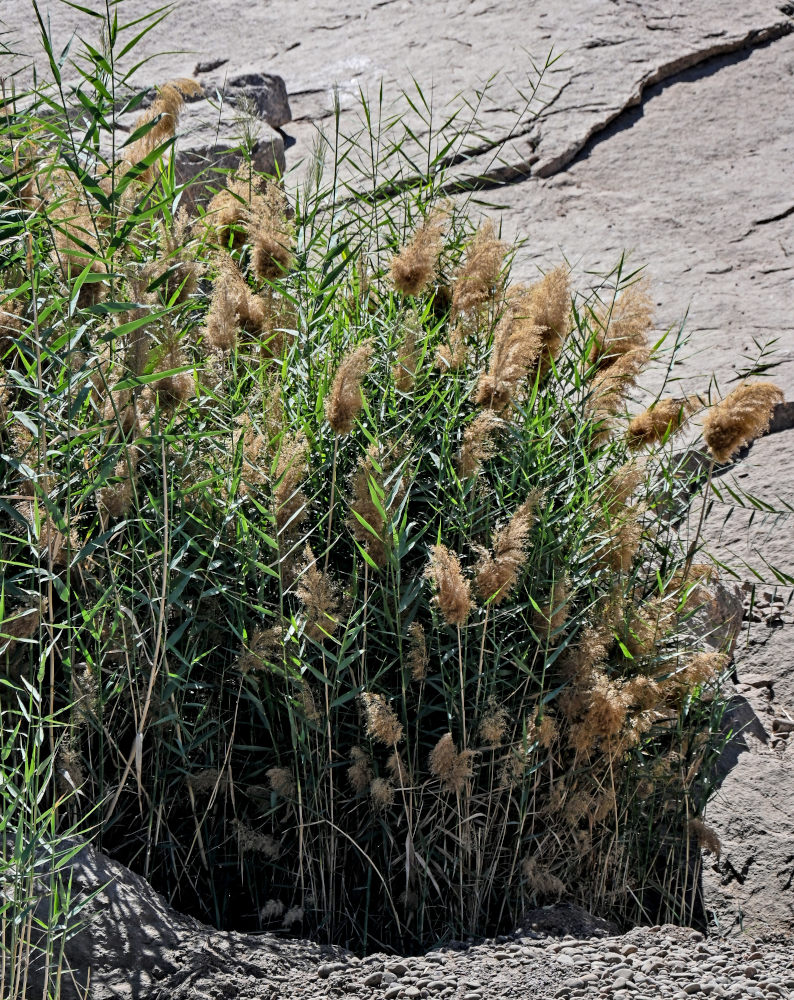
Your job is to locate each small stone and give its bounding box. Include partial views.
[363,971,382,987]
[402,989,421,999]
[388,963,410,978]
[384,987,402,1000]
[383,972,398,985]
[318,963,345,980]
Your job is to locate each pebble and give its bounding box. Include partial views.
[295,927,794,1000]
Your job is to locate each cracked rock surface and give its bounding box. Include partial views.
[5,0,794,982]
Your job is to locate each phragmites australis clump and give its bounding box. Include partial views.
[566,668,632,753]
[451,220,507,318]
[152,343,194,408]
[435,318,471,372]
[702,381,784,463]
[325,341,373,434]
[428,733,476,794]
[474,288,542,411]
[348,747,373,794]
[148,208,201,305]
[604,461,645,508]
[296,546,342,642]
[237,626,283,674]
[424,544,472,626]
[626,396,697,449]
[361,692,403,746]
[673,650,728,693]
[457,410,503,479]
[406,622,429,681]
[474,495,538,605]
[390,209,446,296]
[594,505,644,573]
[185,768,228,797]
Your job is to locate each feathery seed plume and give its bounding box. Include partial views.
[457,410,503,479]
[435,319,470,371]
[267,766,295,798]
[474,495,538,605]
[589,280,654,369]
[424,544,472,626]
[626,396,697,449]
[390,209,446,296]
[249,182,294,280]
[204,279,238,351]
[428,733,476,794]
[702,381,784,463]
[296,546,341,642]
[479,705,509,746]
[451,220,507,318]
[348,747,373,793]
[394,313,423,392]
[534,576,571,638]
[361,691,403,746]
[522,857,565,900]
[273,433,308,536]
[325,341,373,434]
[370,777,395,810]
[406,622,429,681]
[98,453,138,521]
[233,820,280,858]
[474,288,543,411]
[125,79,202,178]
[526,266,571,373]
[688,817,721,856]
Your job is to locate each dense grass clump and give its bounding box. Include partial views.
[1,2,787,970]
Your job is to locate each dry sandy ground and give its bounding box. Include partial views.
[3,0,794,982]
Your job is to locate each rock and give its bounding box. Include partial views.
[516,904,619,939]
[172,97,285,208]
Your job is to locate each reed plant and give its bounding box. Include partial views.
[1,0,787,963]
